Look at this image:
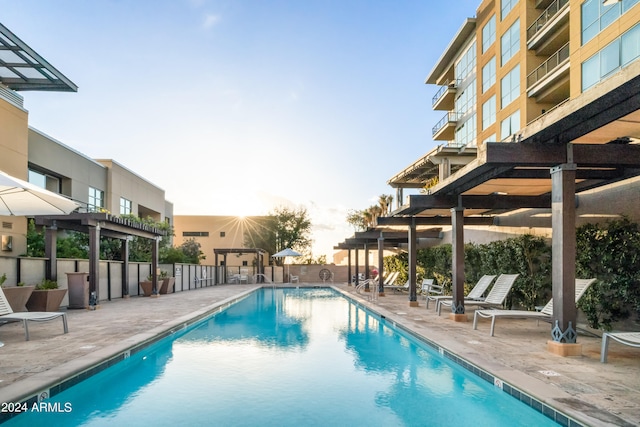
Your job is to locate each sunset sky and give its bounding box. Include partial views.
[2,0,480,258]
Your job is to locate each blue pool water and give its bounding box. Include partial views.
[4,288,560,426]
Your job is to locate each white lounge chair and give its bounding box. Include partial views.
[438,274,519,316]
[290,274,299,283]
[383,271,399,287]
[385,279,410,293]
[473,278,596,336]
[601,332,640,363]
[429,274,496,310]
[0,286,68,341]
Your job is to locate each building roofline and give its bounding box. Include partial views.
[424,18,476,85]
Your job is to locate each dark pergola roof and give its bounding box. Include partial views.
[335,228,443,250]
[34,212,167,239]
[0,22,77,92]
[213,248,268,256]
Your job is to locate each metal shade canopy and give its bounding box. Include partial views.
[0,170,79,216]
[271,248,302,258]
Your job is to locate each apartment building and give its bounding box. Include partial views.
[0,23,173,257]
[389,0,640,230]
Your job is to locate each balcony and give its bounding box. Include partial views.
[431,79,459,111]
[432,111,460,141]
[527,0,570,55]
[527,42,570,102]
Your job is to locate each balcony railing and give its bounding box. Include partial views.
[432,111,460,137]
[527,0,569,41]
[431,79,459,106]
[527,42,570,88]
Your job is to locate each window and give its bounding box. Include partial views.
[120,198,132,215]
[28,169,60,193]
[455,113,477,147]
[88,187,104,212]
[501,64,520,107]
[483,134,497,144]
[582,23,640,91]
[183,231,209,237]
[482,96,496,130]
[501,19,520,65]
[581,0,639,45]
[482,57,496,93]
[220,231,226,237]
[500,110,520,140]
[482,15,496,53]
[455,78,477,116]
[501,0,518,20]
[455,41,476,82]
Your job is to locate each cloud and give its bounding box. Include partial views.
[202,13,220,29]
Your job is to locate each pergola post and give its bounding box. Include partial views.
[548,162,580,356]
[364,242,370,291]
[354,248,359,287]
[122,237,130,297]
[347,249,352,285]
[377,233,385,296]
[408,217,418,307]
[88,224,100,303]
[44,220,57,281]
[450,207,466,321]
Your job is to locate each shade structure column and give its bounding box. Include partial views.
[548,162,580,356]
[377,233,385,296]
[450,207,466,321]
[150,236,159,296]
[44,220,58,281]
[347,249,352,285]
[408,217,418,307]
[354,248,359,287]
[122,237,130,297]
[88,224,100,303]
[364,242,370,291]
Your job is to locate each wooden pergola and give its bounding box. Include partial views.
[213,248,267,283]
[34,213,167,302]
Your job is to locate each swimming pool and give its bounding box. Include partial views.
[3,288,562,426]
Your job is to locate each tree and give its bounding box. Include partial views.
[244,206,312,265]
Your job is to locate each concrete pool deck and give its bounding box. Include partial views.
[0,283,638,426]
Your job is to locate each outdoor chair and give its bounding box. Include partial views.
[385,279,410,293]
[0,286,68,341]
[601,332,640,363]
[472,278,596,336]
[290,274,299,283]
[429,275,496,310]
[421,279,440,302]
[437,274,519,316]
[383,271,399,287]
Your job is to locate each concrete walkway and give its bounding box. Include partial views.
[0,284,638,426]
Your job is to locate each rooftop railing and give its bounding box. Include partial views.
[432,111,460,137]
[527,42,570,88]
[431,79,459,107]
[527,0,569,41]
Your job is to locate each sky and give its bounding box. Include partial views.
[1,0,480,259]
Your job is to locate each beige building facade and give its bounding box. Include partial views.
[0,23,173,258]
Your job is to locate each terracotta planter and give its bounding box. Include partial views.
[26,288,67,312]
[2,286,35,312]
[140,281,161,296]
[159,277,175,295]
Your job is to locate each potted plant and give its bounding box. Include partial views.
[140,274,161,297]
[1,274,35,313]
[26,279,68,312]
[159,270,175,295]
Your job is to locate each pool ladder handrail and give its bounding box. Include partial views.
[356,279,379,302]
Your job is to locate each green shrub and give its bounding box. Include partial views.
[36,279,59,290]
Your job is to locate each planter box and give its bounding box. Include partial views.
[2,286,35,312]
[159,277,175,295]
[26,289,68,312]
[140,281,161,297]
